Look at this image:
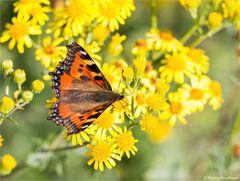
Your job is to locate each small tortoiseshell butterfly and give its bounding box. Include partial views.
[48,42,124,135]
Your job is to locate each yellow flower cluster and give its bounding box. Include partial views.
[0,0,237,173]
[0,0,51,53]
[47,0,135,38]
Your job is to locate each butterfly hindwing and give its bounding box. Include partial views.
[48,42,123,135]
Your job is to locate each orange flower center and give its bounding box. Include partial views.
[116,132,134,152]
[136,39,146,47]
[10,22,29,40]
[160,32,173,41]
[170,101,182,114]
[190,88,204,100]
[44,45,55,54]
[150,77,157,84]
[91,143,111,162]
[136,93,145,105]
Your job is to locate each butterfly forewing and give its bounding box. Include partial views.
[48,42,123,135]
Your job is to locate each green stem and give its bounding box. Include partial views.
[127,122,139,130]
[48,129,66,150]
[190,26,223,47]
[131,95,135,117]
[150,0,158,29]
[41,142,88,153]
[180,25,197,44]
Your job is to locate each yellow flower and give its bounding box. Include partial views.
[96,2,125,31]
[77,38,102,62]
[0,16,42,53]
[186,47,209,75]
[140,114,172,141]
[14,0,50,18]
[63,0,94,36]
[157,31,183,53]
[146,29,183,53]
[101,63,122,90]
[146,93,168,111]
[159,53,193,84]
[156,79,170,96]
[1,154,17,172]
[0,96,15,114]
[112,127,138,158]
[123,67,134,82]
[86,138,121,171]
[140,113,160,134]
[35,37,66,69]
[1,59,14,76]
[133,57,147,76]
[132,39,150,57]
[13,69,26,85]
[112,98,128,113]
[208,12,223,28]
[94,110,123,139]
[161,92,190,126]
[93,24,110,44]
[108,33,126,56]
[134,88,147,117]
[207,80,224,110]
[179,76,210,112]
[0,135,4,147]
[141,62,158,91]
[32,79,45,93]
[179,0,201,9]
[112,0,135,18]
[221,0,240,19]
[30,4,51,26]
[150,121,172,142]
[66,126,96,146]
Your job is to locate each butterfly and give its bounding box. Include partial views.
[47,42,124,135]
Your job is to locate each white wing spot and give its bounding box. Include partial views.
[80,50,87,55]
[81,124,89,129]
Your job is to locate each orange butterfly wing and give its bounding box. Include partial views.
[48,42,123,135]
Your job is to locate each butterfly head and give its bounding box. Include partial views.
[116,94,124,101]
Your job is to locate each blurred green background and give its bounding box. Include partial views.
[0,1,239,180]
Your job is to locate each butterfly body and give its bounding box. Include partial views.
[48,42,123,135]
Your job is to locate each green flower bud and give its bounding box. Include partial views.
[0,96,15,114]
[21,91,33,102]
[13,69,26,85]
[32,79,45,94]
[2,59,14,75]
